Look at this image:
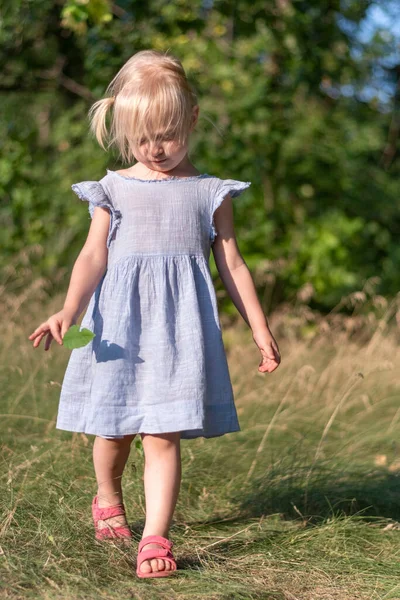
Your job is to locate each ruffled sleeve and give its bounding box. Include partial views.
[71,181,122,248]
[210,179,252,243]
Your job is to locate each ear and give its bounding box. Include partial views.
[190,105,200,131]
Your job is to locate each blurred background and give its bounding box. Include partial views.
[1,2,400,598]
[1,0,400,327]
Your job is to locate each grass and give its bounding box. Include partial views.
[1,261,400,599]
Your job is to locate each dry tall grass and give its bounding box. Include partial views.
[1,248,400,599]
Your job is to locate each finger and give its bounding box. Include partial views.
[61,322,71,339]
[259,352,276,365]
[28,331,41,340]
[33,331,47,348]
[258,362,279,373]
[266,347,281,363]
[44,331,53,351]
[258,357,280,372]
[28,322,50,338]
[28,328,40,339]
[264,363,279,373]
[49,323,63,345]
[260,356,277,367]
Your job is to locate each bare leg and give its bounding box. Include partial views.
[93,435,136,530]
[139,431,181,574]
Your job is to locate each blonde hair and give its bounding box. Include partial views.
[88,49,198,164]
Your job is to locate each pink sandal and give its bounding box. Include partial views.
[136,535,178,578]
[92,495,133,541]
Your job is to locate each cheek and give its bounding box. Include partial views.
[132,145,144,157]
[169,142,187,156]
[136,147,148,159]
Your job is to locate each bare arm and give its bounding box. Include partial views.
[28,206,111,350]
[212,194,281,373]
[63,209,110,319]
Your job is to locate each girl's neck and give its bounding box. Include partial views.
[120,158,200,181]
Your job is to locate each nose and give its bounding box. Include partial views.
[148,141,163,157]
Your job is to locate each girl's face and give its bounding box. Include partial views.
[132,106,199,173]
[133,134,189,173]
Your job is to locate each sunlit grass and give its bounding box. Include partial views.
[1,254,400,599]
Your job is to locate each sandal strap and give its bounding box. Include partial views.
[137,548,176,569]
[138,535,173,553]
[92,495,126,525]
[96,524,132,539]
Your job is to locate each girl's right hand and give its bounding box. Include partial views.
[28,309,78,351]
[252,326,281,374]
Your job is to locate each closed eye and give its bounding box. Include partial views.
[139,132,175,145]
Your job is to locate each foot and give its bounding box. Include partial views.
[139,541,172,574]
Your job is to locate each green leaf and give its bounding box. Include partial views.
[62,324,95,349]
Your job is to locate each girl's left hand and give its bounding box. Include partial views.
[252,327,281,373]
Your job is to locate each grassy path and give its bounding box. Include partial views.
[1,297,400,599]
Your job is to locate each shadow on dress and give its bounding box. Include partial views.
[91,270,144,364]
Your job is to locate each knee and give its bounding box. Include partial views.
[140,431,181,453]
[97,434,136,445]
[140,431,180,443]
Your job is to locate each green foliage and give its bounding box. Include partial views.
[282,208,365,305]
[61,0,113,36]
[1,0,399,311]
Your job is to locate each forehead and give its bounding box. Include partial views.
[141,128,174,137]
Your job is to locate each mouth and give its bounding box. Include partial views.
[153,158,167,163]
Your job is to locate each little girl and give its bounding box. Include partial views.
[28,49,281,578]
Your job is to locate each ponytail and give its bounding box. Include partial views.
[88,96,115,151]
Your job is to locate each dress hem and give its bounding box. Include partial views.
[55,423,241,440]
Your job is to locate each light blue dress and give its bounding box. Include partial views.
[56,169,251,439]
